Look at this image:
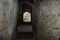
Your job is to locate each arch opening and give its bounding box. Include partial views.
[23,11,31,22]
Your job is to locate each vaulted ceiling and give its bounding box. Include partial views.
[18,0,35,4]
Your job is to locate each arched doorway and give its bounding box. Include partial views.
[23,11,31,22]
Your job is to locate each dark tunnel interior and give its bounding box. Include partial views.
[1,0,60,40]
[12,0,35,40]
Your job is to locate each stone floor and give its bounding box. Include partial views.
[13,38,35,40]
[12,25,34,40]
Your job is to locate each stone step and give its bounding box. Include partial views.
[17,25,32,32]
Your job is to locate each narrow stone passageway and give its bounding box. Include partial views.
[1,0,60,40]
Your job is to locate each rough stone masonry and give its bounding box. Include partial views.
[37,0,60,40]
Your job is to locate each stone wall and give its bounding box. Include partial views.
[36,0,60,40]
[0,0,17,40]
